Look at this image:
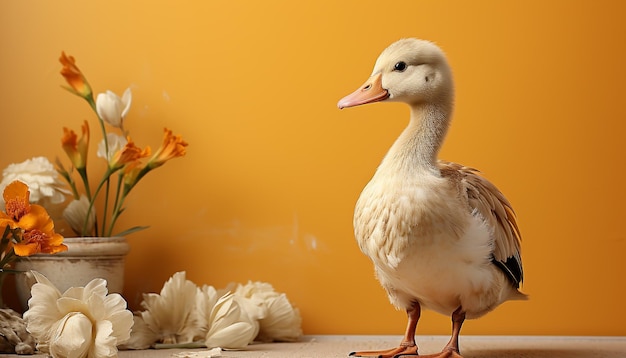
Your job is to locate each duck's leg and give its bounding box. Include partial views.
[349,303,421,357]
[415,306,465,358]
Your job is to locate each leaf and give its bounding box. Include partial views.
[114,225,149,237]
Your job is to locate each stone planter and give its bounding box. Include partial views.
[14,236,129,310]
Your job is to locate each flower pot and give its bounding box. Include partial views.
[14,237,129,311]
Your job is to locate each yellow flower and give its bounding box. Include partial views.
[148,128,188,169]
[59,52,93,100]
[61,120,90,170]
[0,181,66,257]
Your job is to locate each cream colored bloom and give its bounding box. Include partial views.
[96,88,132,129]
[256,292,302,342]
[233,281,302,342]
[0,157,70,207]
[63,195,96,235]
[126,274,299,350]
[97,133,127,162]
[195,285,256,349]
[23,271,133,358]
[139,271,199,344]
[119,315,158,350]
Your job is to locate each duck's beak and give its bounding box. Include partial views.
[337,73,389,109]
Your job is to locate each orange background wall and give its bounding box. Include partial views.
[1,1,625,336]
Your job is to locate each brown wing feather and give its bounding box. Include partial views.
[439,161,524,286]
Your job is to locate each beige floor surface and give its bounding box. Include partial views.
[8,335,626,358]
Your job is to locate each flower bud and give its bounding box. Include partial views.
[49,312,92,358]
[96,88,132,129]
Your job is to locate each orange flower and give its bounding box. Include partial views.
[109,138,151,170]
[61,120,90,170]
[59,52,93,100]
[121,160,147,191]
[148,128,188,169]
[3,180,31,222]
[13,214,67,256]
[0,181,66,257]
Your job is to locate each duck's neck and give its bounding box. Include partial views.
[380,102,452,176]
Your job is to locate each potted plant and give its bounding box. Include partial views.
[3,52,188,309]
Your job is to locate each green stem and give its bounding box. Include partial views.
[86,96,109,155]
[102,164,152,236]
[102,176,111,237]
[82,167,119,236]
[77,167,92,200]
[57,163,80,200]
[107,165,154,236]
[124,165,152,196]
[65,174,80,200]
[106,172,125,237]
[85,94,112,237]
[108,184,128,237]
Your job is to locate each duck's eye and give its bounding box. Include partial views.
[393,61,407,72]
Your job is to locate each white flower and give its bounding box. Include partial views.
[139,271,199,345]
[233,281,302,342]
[195,286,256,349]
[23,271,133,358]
[97,133,127,162]
[96,88,132,129]
[256,292,302,342]
[63,195,96,235]
[0,156,70,207]
[118,315,158,350]
[125,274,300,350]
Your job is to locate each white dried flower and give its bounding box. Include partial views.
[96,88,132,129]
[63,195,96,236]
[0,156,70,207]
[23,271,133,358]
[118,315,158,350]
[139,271,199,345]
[126,274,301,351]
[233,281,302,342]
[256,292,303,342]
[195,285,256,349]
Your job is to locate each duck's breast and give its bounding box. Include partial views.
[354,174,501,316]
[354,173,466,267]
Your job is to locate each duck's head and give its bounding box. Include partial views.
[338,38,453,109]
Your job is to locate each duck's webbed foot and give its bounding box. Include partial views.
[411,347,462,358]
[349,303,422,357]
[349,342,418,358]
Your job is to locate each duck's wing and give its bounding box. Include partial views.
[439,161,524,287]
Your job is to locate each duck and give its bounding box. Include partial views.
[337,38,527,358]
